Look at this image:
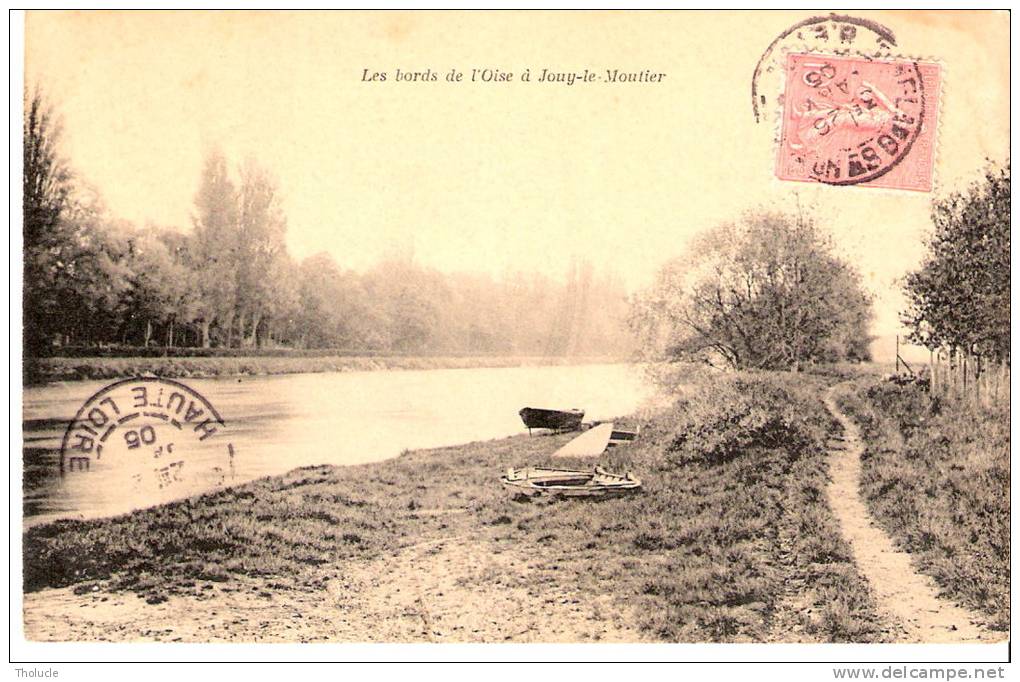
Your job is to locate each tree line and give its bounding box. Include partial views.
[629,159,1010,375]
[901,160,1010,405]
[23,90,634,358]
[902,160,1010,365]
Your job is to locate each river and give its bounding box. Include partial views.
[22,363,654,524]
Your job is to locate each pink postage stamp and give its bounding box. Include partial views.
[776,53,942,191]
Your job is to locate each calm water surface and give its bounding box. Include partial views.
[23,363,654,524]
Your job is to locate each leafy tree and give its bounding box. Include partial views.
[190,148,239,347]
[631,210,873,369]
[154,228,201,347]
[121,228,192,347]
[903,161,1010,361]
[23,88,71,251]
[263,255,300,347]
[293,253,348,348]
[23,88,74,353]
[234,159,288,348]
[362,258,449,353]
[25,180,134,348]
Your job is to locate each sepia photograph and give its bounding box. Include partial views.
[11,8,1011,669]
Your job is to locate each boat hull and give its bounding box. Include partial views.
[518,407,584,432]
[501,466,641,498]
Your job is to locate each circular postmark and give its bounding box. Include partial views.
[60,377,236,506]
[751,14,898,124]
[776,53,926,186]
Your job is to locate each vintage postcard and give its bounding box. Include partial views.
[12,8,1011,670]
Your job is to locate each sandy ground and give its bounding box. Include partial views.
[24,523,647,643]
[823,389,1004,644]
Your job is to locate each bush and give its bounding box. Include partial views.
[664,374,831,466]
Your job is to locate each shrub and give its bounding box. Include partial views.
[664,374,830,466]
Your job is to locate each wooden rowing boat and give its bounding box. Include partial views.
[518,407,584,433]
[500,466,641,497]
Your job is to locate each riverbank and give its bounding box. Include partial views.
[24,371,892,643]
[26,354,622,384]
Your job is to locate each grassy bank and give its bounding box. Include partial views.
[24,370,886,642]
[26,354,620,384]
[835,380,1010,630]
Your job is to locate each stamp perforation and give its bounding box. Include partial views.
[767,48,944,193]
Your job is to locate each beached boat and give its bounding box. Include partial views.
[501,466,641,497]
[518,407,584,433]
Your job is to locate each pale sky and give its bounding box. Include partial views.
[25,11,1010,341]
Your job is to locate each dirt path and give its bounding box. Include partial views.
[823,388,999,643]
[23,528,646,643]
